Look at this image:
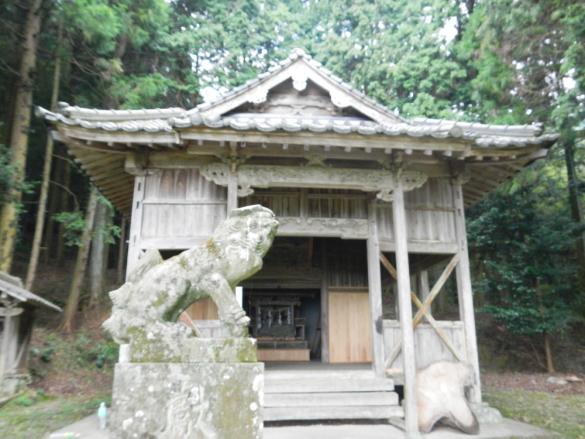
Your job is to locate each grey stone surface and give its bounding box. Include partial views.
[546,376,568,386]
[102,206,277,439]
[110,363,263,439]
[471,402,503,424]
[127,337,258,364]
[48,416,557,439]
[103,205,278,353]
[416,361,478,434]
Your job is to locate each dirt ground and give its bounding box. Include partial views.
[483,371,585,395]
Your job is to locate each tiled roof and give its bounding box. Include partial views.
[37,48,558,149]
[37,106,558,148]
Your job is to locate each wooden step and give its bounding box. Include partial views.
[264,405,404,422]
[258,348,310,362]
[265,391,398,407]
[264,377,394,393]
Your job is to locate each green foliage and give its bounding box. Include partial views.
[297,0,470,118]
[52,211,86,247]
[72,333,119,369]
[468,167,580,336]
[52,196,121,247]
[485,390,585,439]
[456,0,585,127]
[0,144,38,210]
[0,392,111,439]
[31,331,119,371]
[12,390,49,408]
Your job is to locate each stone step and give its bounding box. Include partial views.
[264,377,395,393]
[265,391,399,407]
[264,404,404,422]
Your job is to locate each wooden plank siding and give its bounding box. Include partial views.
[139,169,227,249]
[377,178,457,249]
[132,169,459,254]
[383,320,466,372]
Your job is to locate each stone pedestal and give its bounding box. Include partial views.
[109,338,263,439]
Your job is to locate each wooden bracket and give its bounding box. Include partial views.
[124,153,148,176]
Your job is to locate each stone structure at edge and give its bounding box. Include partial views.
[103,205,279,439]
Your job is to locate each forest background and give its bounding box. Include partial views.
[0,0,584,436]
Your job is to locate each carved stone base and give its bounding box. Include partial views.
[110,362,263,439]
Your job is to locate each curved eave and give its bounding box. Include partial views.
[42,109,557,213]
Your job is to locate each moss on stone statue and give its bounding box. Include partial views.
[151,291,169,308]
[205,238,220,257]
[128,336,257,363]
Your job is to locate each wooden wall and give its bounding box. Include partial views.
[383,320,466,371]
[134,169,458,254]
[377,178,457,251]
[140,169,226,249]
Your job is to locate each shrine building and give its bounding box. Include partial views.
[38,48,557,434]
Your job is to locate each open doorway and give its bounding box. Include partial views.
[243,289,321,362]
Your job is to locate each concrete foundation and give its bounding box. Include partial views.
[110,362,263,439]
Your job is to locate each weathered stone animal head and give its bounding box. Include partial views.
[209,205,278,286]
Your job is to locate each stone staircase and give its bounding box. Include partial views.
[264,365,403,422]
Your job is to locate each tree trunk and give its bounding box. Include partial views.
[0,0,44,272]
[544,332,555,374]
[60,188,98,333]
[25,18,63,290]
[56,161,71,264]
[43,146,62,263]
[88,200,109,308]
[561,128,585,318]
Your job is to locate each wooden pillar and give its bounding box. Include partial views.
[320,240,329,363]
[418,270,431,314]
[227,169,238,214]
[452,178,482,403]
[367,200,385,377]
[392,181,419,435]
[116,216,127,284]
[126,175,145,279]
[0,306,24,392]
[0,313,11,387]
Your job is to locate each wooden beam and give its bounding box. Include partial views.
[418,270,430,308]
[452,177,482,404]
[367,200,385,377]
[380,254,463,364]
[81,154,122,168]
[182,128,469,153]
[413,254,460,326]
[391,180,419,435]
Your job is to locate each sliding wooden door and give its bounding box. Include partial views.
[328,290,372,363]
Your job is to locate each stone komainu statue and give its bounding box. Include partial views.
[103,205,278,346]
